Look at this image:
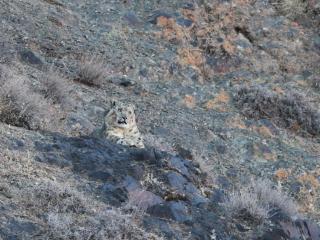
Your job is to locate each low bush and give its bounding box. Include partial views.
[22,181,163,240]
[41,67,73,108]
[222,179,298,224]
[0,65,49,129]
[76,56,107,87]
[277,0,308,19]
[234,86,320,136]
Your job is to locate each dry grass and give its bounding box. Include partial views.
[76,56,107,87]
[222,179,298,224]
[276,0,308,19]
[0,65,50,130]
[234,86,320,136]
[23,182,161,240]
[41,67,73,109]
[0,150,163,240]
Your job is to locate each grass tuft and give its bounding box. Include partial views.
[222,179,298,224]
[278,0,308,19]
[234,86,320,136]
[0,150,163,240]
[76,56,107,87]
[41,67,73,109]
[0,65,50,129]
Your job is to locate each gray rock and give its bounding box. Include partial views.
[123,11,141,26]
[168,156,190,177]
[147,201,191,223]
[176,18,193,27]
[19,50,43,65]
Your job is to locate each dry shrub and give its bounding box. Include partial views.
[0,149,162,240]
[76,56,107,87]
[21,181,163,240]
[235,86,320,136]
[0,65,50,129]
[276,0,308,19]
[41,67,73,108]
[222,179,298,224]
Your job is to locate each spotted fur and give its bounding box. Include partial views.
[105,100,144,148]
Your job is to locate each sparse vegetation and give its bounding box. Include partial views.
[24,182,161,240]
[0,0,319,239]
[222,179,298,224]
[76,56,107,87]
[235,86,320,136]
[276,0,308,19]
[41,67,73,108]
[0,65,49,129]
[0,150,163,240]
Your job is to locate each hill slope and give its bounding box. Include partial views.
[0,0,320,239]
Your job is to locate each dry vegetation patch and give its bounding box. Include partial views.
[235,86,320,136]
[0,65,50,130]
[76,56,107,87]
[0,150,163,240]
[222,179,298,224]
[40,67,73,108]
[277,0,308,19]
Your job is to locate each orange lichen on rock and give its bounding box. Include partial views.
[274,168,290,181]
[156,17,186,42]
[178,48,204,68]
[226,115,247,129]
[254,125,274,138]
[298,173,320,189]
[204,90,230,111]
[181,8,197,22]
[183,95,196,108]
[222,40,236,55]
[156,16,174,27]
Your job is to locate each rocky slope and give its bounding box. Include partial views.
[0,0,320,239]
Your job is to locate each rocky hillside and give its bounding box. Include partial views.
[0,0,320,239]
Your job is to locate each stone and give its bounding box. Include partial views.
[143,217,177,239]
[66,113,95,136]
[101,183,128,206]
[88,170,113,182]
[181,3,195,10]
[19,50,43,65]
[123,11,141,26]
[129,189,164,209]
[118,77,136,87]
[147,201,191,223]
[174,145,193,160]
[258,219,320,240]
[166,171,207,205]
[1,218,40,239]
[123,176,141,191]
[176,18,193,27]
[210,189,225,203]
[168,156,190,177]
